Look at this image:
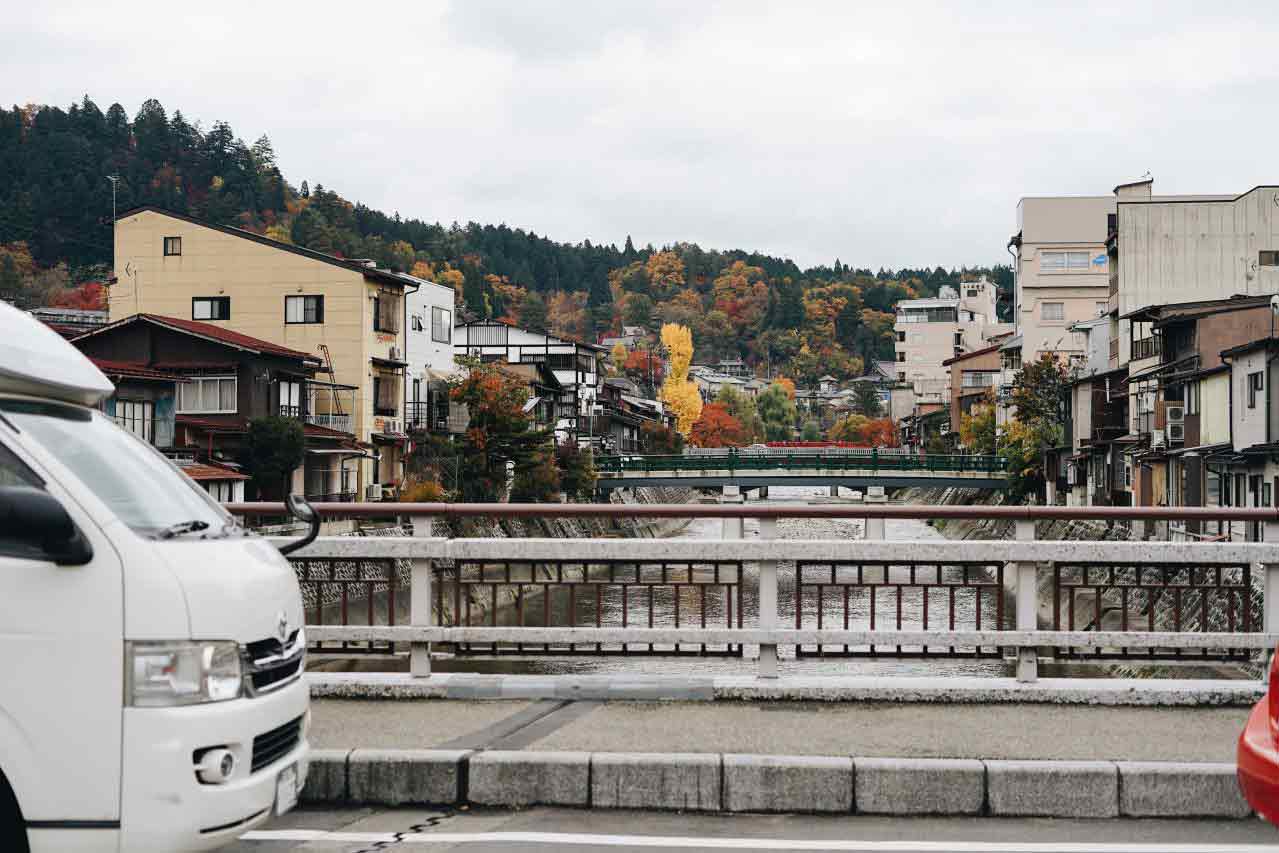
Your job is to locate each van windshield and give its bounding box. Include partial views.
[0,399,236,538]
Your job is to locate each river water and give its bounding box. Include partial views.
[430,486,1011,677]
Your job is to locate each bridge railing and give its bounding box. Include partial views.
[229,502,1279,683]
[595,452,1008,474]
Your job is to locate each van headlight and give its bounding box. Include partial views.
[127,641,243,706]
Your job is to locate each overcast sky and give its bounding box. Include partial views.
[7,1,1278,269]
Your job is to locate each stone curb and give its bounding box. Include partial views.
[299,750,1253,818]
[307,673,1263,707]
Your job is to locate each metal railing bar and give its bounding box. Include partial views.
[306,625,1279,650]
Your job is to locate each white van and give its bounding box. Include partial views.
[0,303,310,852]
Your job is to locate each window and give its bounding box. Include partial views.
[1265,482,1273,508]
[896,352,906,362]
[373,375,400,416]
[0,440,40,489]
[897,372,906,383]
[411,315,424,332]
[1186,381,1200,415]
[431,306,452,343]
[192,297,230,321]
[373,292,401,333]
[1249,371,1264,408]
[178,376,237,414]
[285,295,324,324]
[1040,250,1090,272]
[896,331,906,342]
[205,480,237,503]
[966,288,979,297]
[278,379,302,417]
[114,399,154,443]
[163,236,182,256]
[1260,251,1279,267]
[1041,302,1065,322]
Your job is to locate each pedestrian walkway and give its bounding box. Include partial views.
[310,698,1250,762]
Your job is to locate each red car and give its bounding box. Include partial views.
[1239,651,1279,822]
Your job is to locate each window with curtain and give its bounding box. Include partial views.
[178,376,237,414]
[431,306,452,343]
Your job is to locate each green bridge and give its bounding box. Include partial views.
[593,451,1009,492]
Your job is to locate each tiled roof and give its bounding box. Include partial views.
[75,314,319,364]
[179,461,249,481]
[139,315,318,361]
[90,358,181,382]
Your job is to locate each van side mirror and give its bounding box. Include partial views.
[0,485,94,566]
[278,494,320,557]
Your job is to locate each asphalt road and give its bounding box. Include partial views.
[228,806,1279,852]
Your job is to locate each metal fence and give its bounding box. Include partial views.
[232,501,1279,682]
[595,452,1007,474]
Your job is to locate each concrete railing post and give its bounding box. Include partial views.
[721,484,744,540]
[758,516,779,679]
[410,514,434,678]
[864,486,886,540]
[1262,521,1279,679]
[1014,518,1038,683]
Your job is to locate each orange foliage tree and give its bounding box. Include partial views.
[50,281,106,310]
[688,403,747,448]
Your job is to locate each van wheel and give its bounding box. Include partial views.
[0,771,29,853]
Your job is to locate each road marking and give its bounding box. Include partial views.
[238,829,1279,851]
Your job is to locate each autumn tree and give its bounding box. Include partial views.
[851,382,883,418]
[450,362,554,502]
[641,420,683,454]
[958,396,996,455]
[689,403,747,448]
[715,385,764,444]
[609,342,628,377]
[659,323,702,435]
[645,250,685,297]
[756,382,797,441]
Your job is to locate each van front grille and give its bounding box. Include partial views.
[242,629,304,697]
[251,715,303,774]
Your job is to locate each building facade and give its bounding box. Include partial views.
[110,207,413,497]
[1009,195,1115,364]
[893,279,1008,407]
[454,320,604,442]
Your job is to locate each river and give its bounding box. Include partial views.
[428,486,1011,677]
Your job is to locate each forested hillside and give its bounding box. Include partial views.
[0,97,1011,382]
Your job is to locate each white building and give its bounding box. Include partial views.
[403,275,458,433]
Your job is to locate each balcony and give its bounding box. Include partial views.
[305,491,356,503]
[306,412,353,433]
[406,400,451,433]
[1132,337,1161,361]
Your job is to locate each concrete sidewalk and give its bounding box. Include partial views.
[311,698,1251,762]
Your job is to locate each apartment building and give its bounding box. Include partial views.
[893,278,1008,407]
[110,206,413,497]
[1008,195,1114,364]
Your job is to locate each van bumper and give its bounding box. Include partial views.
[119,676,309,852]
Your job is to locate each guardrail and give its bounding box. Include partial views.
[233,502,1279,683]
[595,452,1008,474]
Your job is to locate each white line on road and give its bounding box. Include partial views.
[237,829,1279,851]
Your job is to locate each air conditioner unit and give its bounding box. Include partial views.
[1167,422,1185,443]
[1166,405,1184,425]
[1151,428,1166,449]
[389,346,402,361]
[365,485,382,501]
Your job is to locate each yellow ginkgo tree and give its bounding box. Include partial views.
[659,323,702,436]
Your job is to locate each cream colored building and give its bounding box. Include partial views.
[1112,182,1274,365]
[110,206,413,496]
[893,278,1009,406]
[1009,195,1114,364]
